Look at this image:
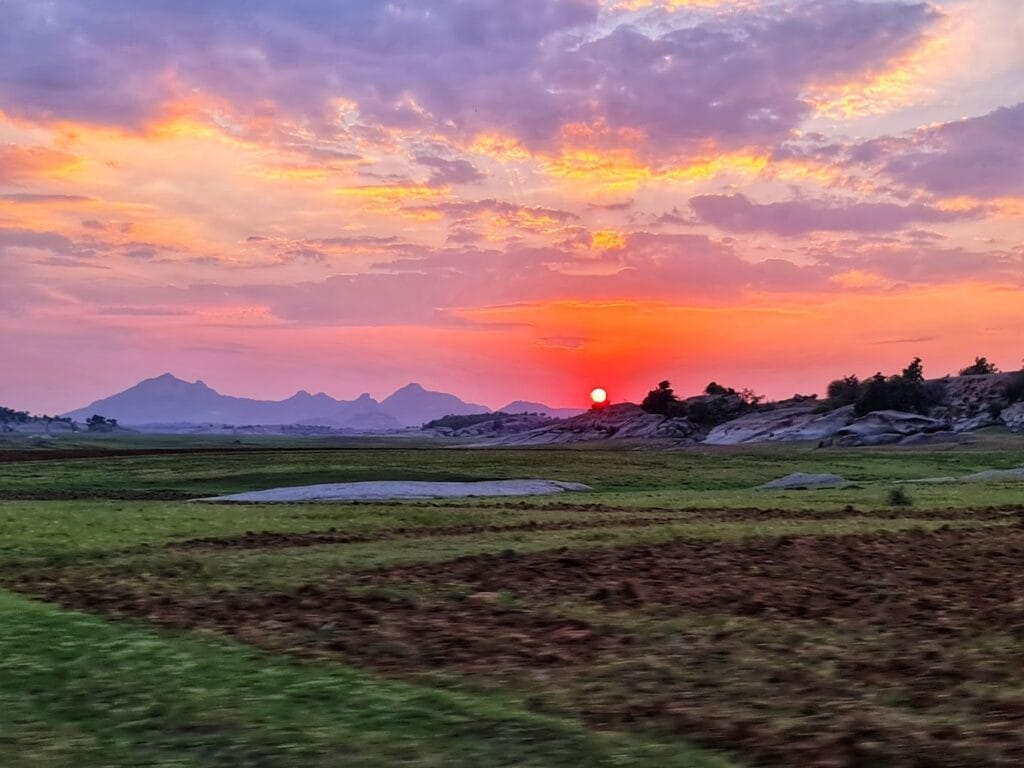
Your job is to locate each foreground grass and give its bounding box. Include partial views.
[0,590,731,768]
[3,438,1024,766]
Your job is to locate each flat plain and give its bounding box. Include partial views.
[2,433,1024,766]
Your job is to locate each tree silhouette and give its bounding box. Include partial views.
[641,381,677,415]
[959,357,999,376]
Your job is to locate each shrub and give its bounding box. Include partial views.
[1006,372,1024,404]
[826,375,863,407]
[641,381,677,415]
[922,379,948,408]
[85,414,118,432]
[0,406,30,424]
[959,357,999,376]
[739,388,764,406]
[852,359,938,417]
[704,382,735,396]
[887,487,913,507]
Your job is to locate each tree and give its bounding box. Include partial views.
[85,414,116,432]
[738,388,764,406]
[826,375,862,407]
[853,359,935,417]
[1006,372,1024,403]
[641,381,677,415]
[902,357,924,384]
[959,357,999,376]
[0,406,30,424]
[704,382,735,396]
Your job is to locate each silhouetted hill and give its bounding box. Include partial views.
[379,383,489,427]
[63,373,397,428]
[62,374,503,429]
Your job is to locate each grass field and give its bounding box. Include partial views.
[2,434,1024,766]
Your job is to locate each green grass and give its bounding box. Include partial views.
[0,591,731,768]
[3,436,1024,766]
[2,437,1023,498]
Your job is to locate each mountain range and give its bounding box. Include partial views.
[62,373,581,429]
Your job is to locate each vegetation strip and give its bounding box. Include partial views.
[10,524,1024,765]
[171,506,1022,551]
[0,590,728,768]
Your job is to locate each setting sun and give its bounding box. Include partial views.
[590,387,608,405]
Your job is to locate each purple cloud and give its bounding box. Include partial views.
[414,155,486,187]
[812,240,1024,284]
[0,0,938,161]
[875,103,1024,199]
[690,194,980,236]
[405,198,579,227]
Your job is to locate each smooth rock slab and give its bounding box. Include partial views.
[201,479,592,503]
[910,467,1024,484]
[757,472,849,490]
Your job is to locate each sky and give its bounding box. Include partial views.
[1,0,1022,413]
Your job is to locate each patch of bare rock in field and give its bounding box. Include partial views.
[201,479,592,503]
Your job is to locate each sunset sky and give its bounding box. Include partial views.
[2,0,1022,413]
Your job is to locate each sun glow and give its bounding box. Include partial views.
[590,387,609,405]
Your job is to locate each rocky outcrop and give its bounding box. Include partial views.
[484,404,698,446]
[453,372,1024,447]
[952,413,1000,433]
[704,404,854,445]
[829,410,949,446]
[1001,403,1024,431]
[425,413,555,438]
[939,373,1014,416]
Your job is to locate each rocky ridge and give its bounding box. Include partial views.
[437,372,1024,447]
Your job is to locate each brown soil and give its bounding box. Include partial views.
[172,515,686,550]
[172,506,1022,551]
[0,488,196,501]
[360,525,1024,766]
[368,524,1024,632]
[0,445,382,464]
[16,577,620,673]
[13,524,1024,766]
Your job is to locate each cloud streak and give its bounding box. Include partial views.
[690,193,981,236]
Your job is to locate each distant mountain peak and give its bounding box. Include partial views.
[143,373,212,391]
[63,375,488,429]
[379,382,489,426]
[148,372,195,386]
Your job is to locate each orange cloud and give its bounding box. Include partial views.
[590,230,627,250]
[468,133,531,162]
[807,25,950,119]
[544,146,768,190]
[0,145,82,183]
